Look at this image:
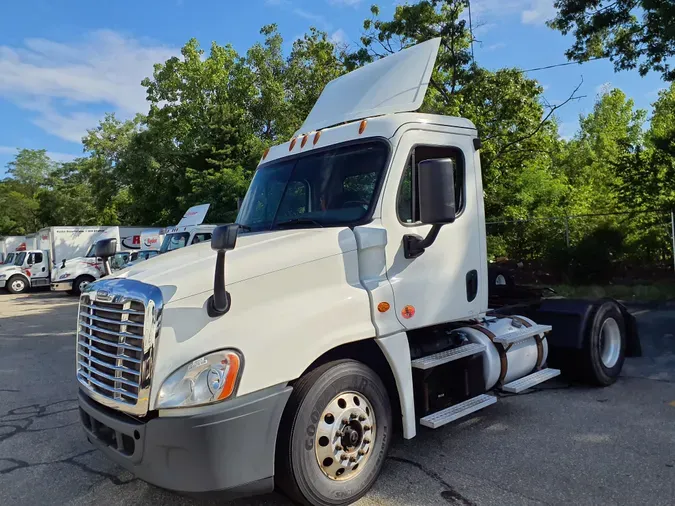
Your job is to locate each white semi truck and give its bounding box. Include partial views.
[50,226,146,295]
[76,39,641,505]
[158,204,216,254]
[0,235,27,264]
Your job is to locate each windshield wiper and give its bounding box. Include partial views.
[273,218,324,229]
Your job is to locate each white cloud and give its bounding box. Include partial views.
[330,29,348,45]
[558,121,577,141]
[293,8,331,30]
[0,145,79,163]
[485,42,506,51]
[470,0,555,27]
[0,30,177,144]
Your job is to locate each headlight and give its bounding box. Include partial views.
[0,274,6,280]
[156,350,242,409]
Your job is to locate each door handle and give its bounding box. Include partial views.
[42,267,46,272]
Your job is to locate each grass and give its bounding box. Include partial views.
[550,283,675,302]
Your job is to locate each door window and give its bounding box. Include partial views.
[397,146,465,224]
[28,252,44,265]
[191,233,212,245]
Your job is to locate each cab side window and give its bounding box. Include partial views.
[191,233,212,245]
[28,252,43,264]
[397,146,465,224]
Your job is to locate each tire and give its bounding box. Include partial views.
[276,360,392,506]
[582,301,626,386]
[7,276,28,294]
[72,275,95,296]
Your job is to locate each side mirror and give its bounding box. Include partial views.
[95,238,117,276]
[208,224,239,317]
[418,158,456,225]
[403,158,456,259]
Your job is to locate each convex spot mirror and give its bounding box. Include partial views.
[418,158,456,225]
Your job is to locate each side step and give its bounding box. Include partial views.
[501,368,561,393]
[492,324,552,346]
[411,343,486,370]
[420,394,497,429]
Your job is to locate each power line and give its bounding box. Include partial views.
[521,56,607,73]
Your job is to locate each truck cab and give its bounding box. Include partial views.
[158,224,215,253]
[0,249,51,293]
[75,39,639,505]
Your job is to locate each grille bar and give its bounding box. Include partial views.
[81,303,144,315]
[78,330,143,352]
[79,311,145,328]
[77,370,139,400]
[77,350,141,376]
[79,320,143,341]
[77,361,140,388]
[77,341,141,364]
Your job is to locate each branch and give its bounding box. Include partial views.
[430,77,454,103]
[492,77,585,157]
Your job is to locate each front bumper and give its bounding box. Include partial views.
[78,384,292,497]
[51,280,73,291]
[0,280,5,289]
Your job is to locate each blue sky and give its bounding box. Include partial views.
[0,0,666,176]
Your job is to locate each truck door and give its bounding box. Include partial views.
[27,251,50,287]
[381,129,485,329]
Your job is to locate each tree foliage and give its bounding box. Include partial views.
[550,0,675,80]
[2,1,674,280]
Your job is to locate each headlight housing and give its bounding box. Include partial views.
[58,273,71,280]
[0,274,6,280]
[156,350,242,409]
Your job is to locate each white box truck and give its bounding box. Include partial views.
[49,226,146,295]
[75,40,641,505]
[0,236,26,264]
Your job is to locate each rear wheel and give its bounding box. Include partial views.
[276,360,392,506]
[582,302,626,386]
[7,276,28,294]
[72,275,95,296]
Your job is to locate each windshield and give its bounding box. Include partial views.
[85,244,96,258]
[13,252,26,266]
[160,232,190,253]
[237,141,388,232]
[3,253,15,265]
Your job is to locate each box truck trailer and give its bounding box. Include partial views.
[75,39,641,505]
[0,236,26,264]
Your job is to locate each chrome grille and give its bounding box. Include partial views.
[76,279,163,416]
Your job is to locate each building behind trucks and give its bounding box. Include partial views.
[76,39,641,506]
[0,236,26,264]
[49,226,146,295]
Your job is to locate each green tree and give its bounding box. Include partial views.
[549,1,675,80]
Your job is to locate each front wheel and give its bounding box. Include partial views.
[276,360,392,506]
[72,275,95,296]
[7,276,28,294]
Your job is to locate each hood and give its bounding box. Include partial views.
[114,228,356,305]
[0,265,21,275]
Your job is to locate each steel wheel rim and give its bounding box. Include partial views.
[600,317,621,368]
[79,279,90,292]
[314,391,376,481]
[11,279,24,292]
[495,274,506,286]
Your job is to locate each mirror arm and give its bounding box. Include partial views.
[102,259,112,276]
[403,224,443,259]
[208,250,231,317]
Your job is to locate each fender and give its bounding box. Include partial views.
[498,298,641,357]
[6,270,30,285]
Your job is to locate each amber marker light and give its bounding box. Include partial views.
[313,131,322,145]
[359,120,367,134]
[289,138,297,151]
[377,302,391,313]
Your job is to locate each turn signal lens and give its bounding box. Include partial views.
[313,131,322,145]
[262,147,270,160]
[359,120,367,134]
[377,302,390,313]
[301,134,309,148]
[289,138,297,151]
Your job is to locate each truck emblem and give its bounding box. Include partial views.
[96,290,111,301]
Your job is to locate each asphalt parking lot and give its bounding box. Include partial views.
[1,291,674,506]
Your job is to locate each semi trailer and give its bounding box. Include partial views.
[76,38,640,506]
